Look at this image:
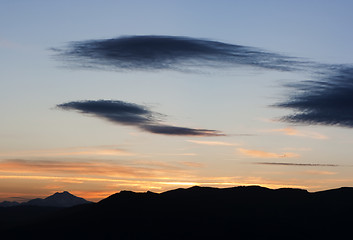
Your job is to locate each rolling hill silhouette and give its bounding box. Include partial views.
[2,186,353,239]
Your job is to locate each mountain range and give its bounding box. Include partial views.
[1,186,353,240]
[0,191,91,208]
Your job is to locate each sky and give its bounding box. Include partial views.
[1,0,353,202]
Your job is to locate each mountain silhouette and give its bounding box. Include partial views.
[2,186,353,240]
[0,191,91,208]
[23,191,91,207]
[0,200,20,207]
[0,191,92,231]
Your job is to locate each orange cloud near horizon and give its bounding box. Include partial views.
[0,146,135,158]
[265,127,328,140]
[0,159,187,179]
[237,148,299,158]
[186,140,238,146]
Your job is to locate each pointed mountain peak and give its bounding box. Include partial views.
[24,191,92,207]
[50,191,74,197]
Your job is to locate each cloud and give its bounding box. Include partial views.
[52,35,303,72]
[0,159,142,177]
[186,140,238,146]
[179,161,205,168]
[141,125,223,136]
[0,145,134,158]
[52,35,353,130]
[238,148,299,158]
[281,147,311,152]
[57,100,224,136]
[303,170,337,175]
[57,100,153,125]
[265,127,328,140]
[276,65,353,128]
[0,159,184,178]
[176,153,198,156]
[254,162,339,167]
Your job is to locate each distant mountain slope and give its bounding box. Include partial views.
[0,201,20,207]
[3,186,353,240]
[23,191,91,207]
[0,191,92,231]
[0,191,91,208]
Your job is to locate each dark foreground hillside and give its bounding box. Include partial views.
[2,186,353,240]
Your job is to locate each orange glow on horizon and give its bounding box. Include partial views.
[0,173,313,202]
[0,158,350,202]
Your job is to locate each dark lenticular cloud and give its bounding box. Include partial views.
[53,35,353,130]
[141,125,222,136]
[58,100,153,125]
[57,100,224,136]
[52,35,303,71]
[276,65,353,128]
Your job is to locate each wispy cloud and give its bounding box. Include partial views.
[281,147,311,152]
[0,145,134,158]
[0,159,184,178]
[52,35,304,72]
[254,162,339,167]
[238,148,299,158]
[303,170,337,175]
[186,140,238,146]
[264,127,328,140]
[179,161,205,168]
[57,100,224,136]
[0,159,143,177]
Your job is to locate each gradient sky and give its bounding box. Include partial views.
[1,0,353,202]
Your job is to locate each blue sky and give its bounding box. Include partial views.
[1,0,353,201]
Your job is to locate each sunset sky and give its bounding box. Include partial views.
[1,0,353,202]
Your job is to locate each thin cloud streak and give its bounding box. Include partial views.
[0,159,185,178]
[303,170,337,175]
[255,162,339,167]
[238,148,299,159]
[179,161,205,168]
[57,100,224,137]
[187,140,238,146]
[265,127,328,140]
[0,146,135,158]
